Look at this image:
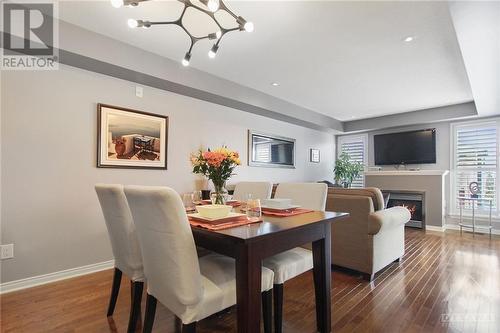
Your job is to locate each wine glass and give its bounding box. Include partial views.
[246,198,262,221]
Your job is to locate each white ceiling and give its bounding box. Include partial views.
[58,0,473,121]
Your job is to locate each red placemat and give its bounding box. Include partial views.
[189,213,246,225]
[262,208,314,217]
[189,216,262,230]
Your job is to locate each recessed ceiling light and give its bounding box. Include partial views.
[271,82,280,86]
[403,36,415,42]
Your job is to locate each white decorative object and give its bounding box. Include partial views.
[261,198,293,209]
[195,204,232,219]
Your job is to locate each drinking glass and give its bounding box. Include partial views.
[192,190,202,204]
[240,193,253,210]
[246,198,262,221]
[182,193,195,212]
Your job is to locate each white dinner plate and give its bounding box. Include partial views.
[260,204,301,211]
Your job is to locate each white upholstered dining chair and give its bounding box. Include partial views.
[232,181,273,201]
[123,185,275,333]
[263,182,328,333]
[95,184,144,333]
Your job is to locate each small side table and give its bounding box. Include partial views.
[459,198,493,238]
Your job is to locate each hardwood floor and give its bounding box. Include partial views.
[1,228,499,333]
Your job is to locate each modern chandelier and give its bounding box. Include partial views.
[110,0,254,67]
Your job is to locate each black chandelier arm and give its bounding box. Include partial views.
[185,0,213,17]
[182,0,226,34]
[183,0,241,34]
[144,19,216,43]
[149,21,180,26]
[119,0,252,65]
[218,0,238,20]
[219,26,239,41]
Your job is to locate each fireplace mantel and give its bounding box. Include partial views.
[365,170,449,229]
[364,170,449,176]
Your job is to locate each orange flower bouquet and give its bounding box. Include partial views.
[191,147,241,204]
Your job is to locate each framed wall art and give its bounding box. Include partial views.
[310,148,320,163]
[97,104,168,169]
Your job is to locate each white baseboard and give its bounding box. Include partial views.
[424,224,500,235]
[0,260,114,294]
[425,225,446,232]
[445,223,500,235]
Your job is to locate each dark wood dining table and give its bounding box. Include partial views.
[191,210,349,333]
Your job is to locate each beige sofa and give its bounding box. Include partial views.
[326,187,411,281]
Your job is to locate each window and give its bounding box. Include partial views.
[337,134,368,188]
[452,121,499,215]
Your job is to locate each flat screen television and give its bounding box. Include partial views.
[374,129,436,165]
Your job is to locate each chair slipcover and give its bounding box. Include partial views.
[95,184,144,281]
[264,183,328,284]
[274,183,328,211]
[124,185,274,324]
[233,182,273,201]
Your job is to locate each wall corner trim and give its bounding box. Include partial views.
[425,225,446,233]
[0,260,115,294]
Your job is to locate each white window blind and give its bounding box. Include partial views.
[254,143,271,162]
[453,122,498,213]
[338,135,367,188]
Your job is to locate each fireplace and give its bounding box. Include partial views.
[384,191,425,229]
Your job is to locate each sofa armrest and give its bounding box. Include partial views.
[368,207,411,235]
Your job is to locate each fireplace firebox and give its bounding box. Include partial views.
[384,191,425,229]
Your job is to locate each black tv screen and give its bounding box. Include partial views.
[374,129,436,165]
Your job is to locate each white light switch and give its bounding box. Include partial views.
[0,244,14,260]
[135,86,143,98]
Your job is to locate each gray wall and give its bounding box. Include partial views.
[338,121,452,217]
[57,20,342,132]
[1,65,335,283]
[365,122,451,172]
[339,118,500,231]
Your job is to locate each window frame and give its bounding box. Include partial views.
[450,119,500,217]
[337,134,368,188]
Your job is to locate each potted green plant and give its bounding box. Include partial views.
[334,152,364,188]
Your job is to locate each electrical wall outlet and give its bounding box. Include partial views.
[135,86,143,98]
[1,244,14,260]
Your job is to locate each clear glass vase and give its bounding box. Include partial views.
[210,181,228,205]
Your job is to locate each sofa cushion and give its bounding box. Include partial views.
[328,187,385,211]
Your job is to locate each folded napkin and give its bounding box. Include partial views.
[262,208,314,217]
[189,216,262,230]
